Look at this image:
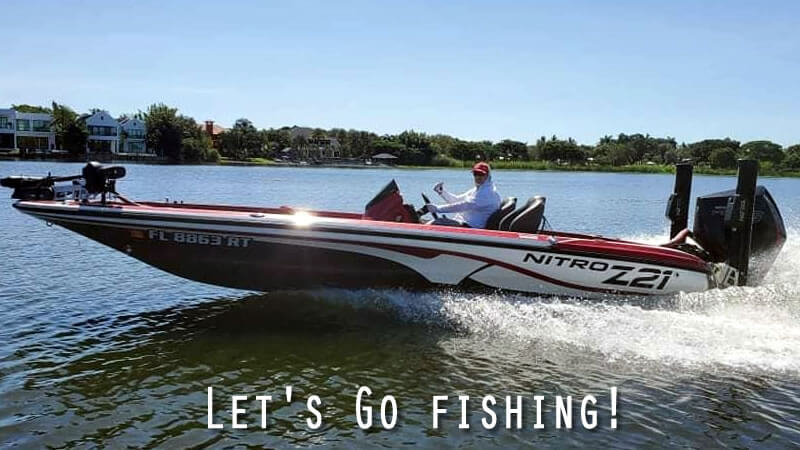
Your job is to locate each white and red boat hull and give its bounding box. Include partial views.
[14,200,712,298]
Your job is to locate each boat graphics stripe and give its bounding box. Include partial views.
[17,202,709,273]
[16,202,553,249]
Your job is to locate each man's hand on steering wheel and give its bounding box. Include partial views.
[420,193,440,219]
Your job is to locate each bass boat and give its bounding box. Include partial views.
[1,161,786,298]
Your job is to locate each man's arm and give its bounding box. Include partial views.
[435,198,475,214]
[440,187,472,203]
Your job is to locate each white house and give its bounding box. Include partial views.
[82,110,120,153]
[118,118,148,154]
[0,108,55,152]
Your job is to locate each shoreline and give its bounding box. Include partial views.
[2,155,799,178]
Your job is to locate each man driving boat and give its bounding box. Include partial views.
[425,162,502,228]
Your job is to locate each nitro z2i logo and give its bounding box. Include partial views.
[523,253,676,290]
[601,266,675,290]
[147,229,252,248]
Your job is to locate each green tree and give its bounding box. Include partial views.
[495,139,528,160]
[450,140,477,165]
[740,140,784,165]
[709,147,738,169]
[596,142,636,166]
[685,138,740,163]
[290,134,308,159]
[219,119,265,160]
[397,130,435,164]
[176,115,214,162]
[475,140,496,161]
[12,104,51,113]
[50,102,88,155]
[783,144,800,169]
[430,134,459,159]
[143,103,182,160]
[535,137,584,163]
[265,128,292,156]
[181,135,212,162]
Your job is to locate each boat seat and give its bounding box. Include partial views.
[485,197,517,230]
[499,196,537,231]
[508,196,546,233]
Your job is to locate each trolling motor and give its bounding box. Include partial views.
[666,160,786,286]
[1,162,127,204]
[82,161,126,204]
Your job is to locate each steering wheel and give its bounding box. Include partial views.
[421,193,439,219]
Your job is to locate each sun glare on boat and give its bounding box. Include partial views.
[291,211,315,227]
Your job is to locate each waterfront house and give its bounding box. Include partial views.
[0,108,55,153]
[118,118,149,154]
[199,120,225,149]
[0,109,13,151]
[82,111,120,153]
[287,126,341,159]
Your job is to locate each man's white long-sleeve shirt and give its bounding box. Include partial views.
[436,176,502,228]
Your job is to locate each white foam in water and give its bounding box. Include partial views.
[309,227,800,373]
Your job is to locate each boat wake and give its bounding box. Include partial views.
[295,226,800,374]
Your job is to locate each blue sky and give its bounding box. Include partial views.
[2,1,798,146]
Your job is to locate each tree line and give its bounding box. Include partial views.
[11,103,800,170]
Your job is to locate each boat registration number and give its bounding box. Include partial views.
[147,229,252,248]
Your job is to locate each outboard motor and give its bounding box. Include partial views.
[693,185,786,283]
[666,160,786,286]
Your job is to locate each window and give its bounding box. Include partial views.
[16,136,49,150]
[16,119,31,131]
[33,120,50,132]
[89,126,117,136]
[0,116,11,129]
[128,141,144,152]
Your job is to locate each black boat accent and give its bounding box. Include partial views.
[724,160,758,286]
[666,163,693,238]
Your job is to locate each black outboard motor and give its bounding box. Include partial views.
[693,185,786,284]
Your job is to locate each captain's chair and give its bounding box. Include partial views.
[499,196,534,230]
[508,196,546,233]
[485,197,517,230]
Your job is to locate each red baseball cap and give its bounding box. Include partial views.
[472,162,490,176]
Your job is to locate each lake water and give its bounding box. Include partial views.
[1,161,799,448]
